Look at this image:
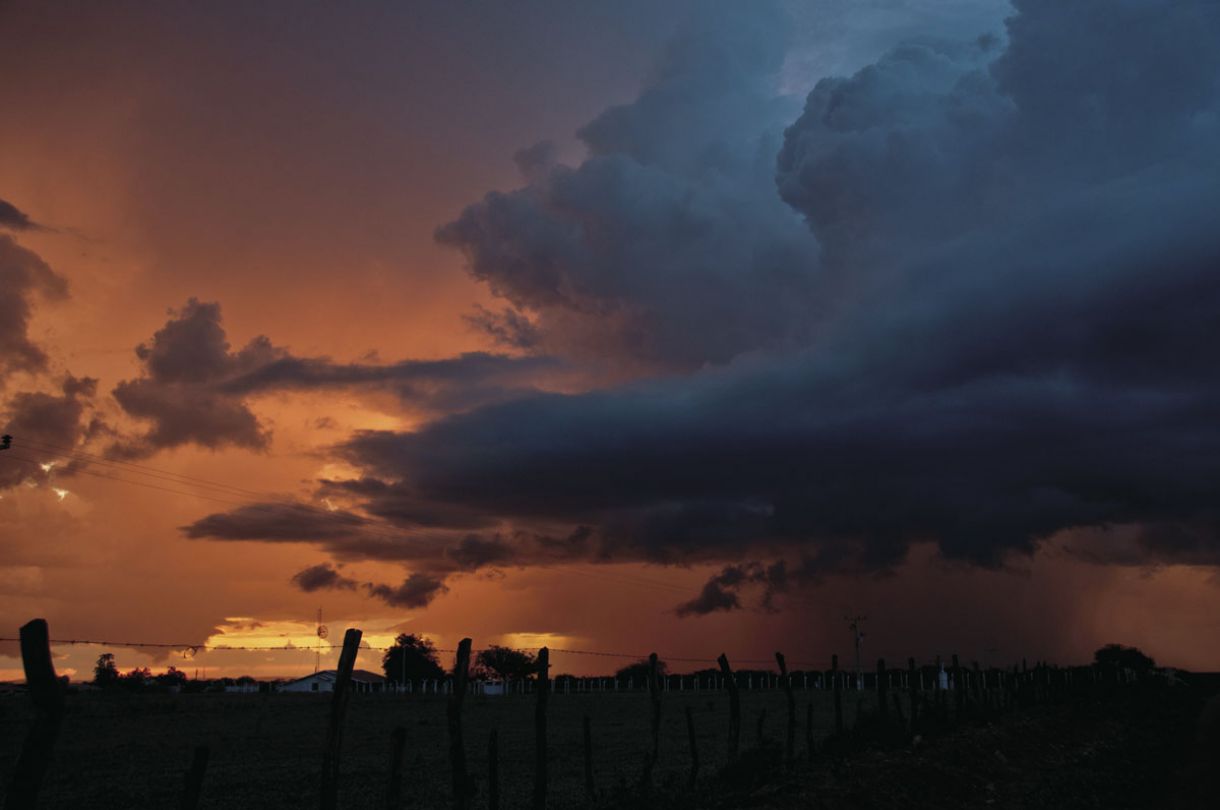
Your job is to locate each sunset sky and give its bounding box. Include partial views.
[3,0,1220,682]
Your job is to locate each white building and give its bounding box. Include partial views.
[280,669,387,693]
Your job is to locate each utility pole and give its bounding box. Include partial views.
[845,614,867,690]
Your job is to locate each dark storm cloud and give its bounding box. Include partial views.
[365,573,448,608]
[188,0,1220,614]
[0,198,35,231]
[111,299,563,458]
[290,562,357,592]
[0,234,68,378]
[183,502,370,542]
[0,376,102,489]
[436,1,822,370]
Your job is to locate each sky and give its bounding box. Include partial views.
[3,0,1220,681]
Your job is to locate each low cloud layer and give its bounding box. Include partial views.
[185,0,1220,613]
[110,299,565,458]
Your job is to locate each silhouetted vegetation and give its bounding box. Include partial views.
[1094,643,1156,672]
[382,633,445,684]
[475,645,537,681]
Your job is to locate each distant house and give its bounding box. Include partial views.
[280,669,387,693]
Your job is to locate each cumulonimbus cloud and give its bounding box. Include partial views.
[186,0,1220,614]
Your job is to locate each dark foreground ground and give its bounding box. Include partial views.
[2,681,1217,808]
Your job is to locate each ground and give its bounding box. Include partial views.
[1,682,1215,808]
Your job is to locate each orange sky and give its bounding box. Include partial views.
[3,1,1220,683]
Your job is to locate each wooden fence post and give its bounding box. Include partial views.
[907,658,918,733]
[448,638,473,810]
[805,702,815,763]
[832,654,843,736]
[320,627,362,810]
[6,619,66,810]
[533,646,549,810]
[487,730,500,810]
[951,654,964,722]
[642,652,661,787]
[877,659,888,723]
[717,654,741,761]
[685,706,700,787]
[776,652,795,766]
[385,727,406,810]
[583,715,595,802]
[180,745,210,810]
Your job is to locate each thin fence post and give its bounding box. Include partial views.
[487,729,500,810]
[832,654,843,736]
[805,702,815,763]
[385,727,406,810]
[320,627,362,810]
[533,647,550,810]
[583,715,595,802]
[952,654,963,722]
[685,706,700,787]
[776,652,795,766]
[448,638,473,810]
[179,745,209,810]
[642,652,661,787]
[877,659,888,723]
[717,654,741,762]
[908,658,918,734]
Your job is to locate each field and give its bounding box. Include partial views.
[0,687,862,808]
[4,680,1218,808]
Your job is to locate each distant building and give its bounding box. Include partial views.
[280,669,387,693]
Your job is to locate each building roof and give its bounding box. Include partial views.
[285,669,387,685]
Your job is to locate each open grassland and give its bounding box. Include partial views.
[0,688,865,808]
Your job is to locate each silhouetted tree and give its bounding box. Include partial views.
[1094,644,1156,671]
[120,667,153,690]
[155,666,188,688]
[615,658,668,684]
[382,633,445,684]
[93,653,119,688]
[475,645,536,681]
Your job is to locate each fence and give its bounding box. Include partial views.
[3,618,1146,809]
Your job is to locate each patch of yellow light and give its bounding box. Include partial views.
[52,487,69,502]
[40,461,56,473]
[315,461,365,482]
[202,617,401,653]
[496,632,583,652]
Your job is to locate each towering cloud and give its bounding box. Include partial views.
[187,0,1220,613]
[436,3,821,370]
[0,234,68,378]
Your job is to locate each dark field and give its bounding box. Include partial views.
[0,687,861,808]
[5,683,1218,809]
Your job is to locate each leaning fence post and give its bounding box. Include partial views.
[180,745,210,810]
[533,646,549,810]
[448,638,473,810]
[684,706,700,787]
[385,727,406,810]
[832,654,843,736]
[776,652,796,766]
[6,619,66,810]
[717,654,741,761]
[320,627,362,810]
[488,729,500,810]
